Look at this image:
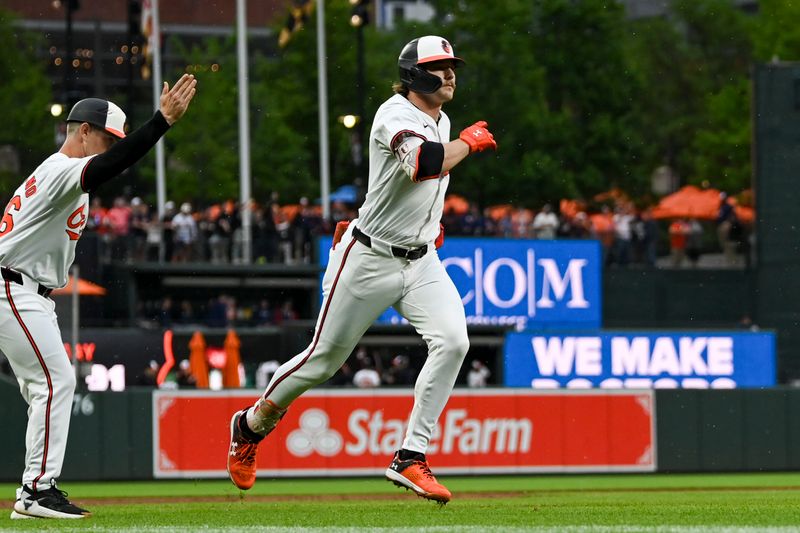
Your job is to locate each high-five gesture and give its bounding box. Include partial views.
[160,74,197,126]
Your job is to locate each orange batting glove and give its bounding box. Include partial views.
[459,121,497,153]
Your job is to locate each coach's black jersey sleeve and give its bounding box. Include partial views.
[80,111,171,193]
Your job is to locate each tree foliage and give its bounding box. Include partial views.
[0,9,57,194]
[2,1,782,207]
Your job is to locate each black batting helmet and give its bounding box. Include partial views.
[398,36,465,94]
[66,98,127,139]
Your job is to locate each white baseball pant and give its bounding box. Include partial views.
[261,223,469,454]
[0,276,74,490]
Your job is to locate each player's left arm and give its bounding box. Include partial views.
[440,138,471,172]
[81,74,197,193]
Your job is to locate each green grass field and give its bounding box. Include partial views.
[1,473,799,532]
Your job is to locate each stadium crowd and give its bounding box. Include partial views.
[81,192,751,270]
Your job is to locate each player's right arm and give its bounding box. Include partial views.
[80,74,197,193]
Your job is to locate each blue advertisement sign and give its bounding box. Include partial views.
[504,331,776,388]
[318,237,602,329]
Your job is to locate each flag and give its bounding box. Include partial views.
[278,0,315,49]
[141,0,154,79]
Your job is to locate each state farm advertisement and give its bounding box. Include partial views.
[153,389,654,477]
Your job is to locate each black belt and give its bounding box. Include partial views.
[352,226,428,260]
[1,267,53,298]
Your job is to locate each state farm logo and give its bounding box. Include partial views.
[347,408,532,456]
[286,407,533,458]
[286,409,343,457]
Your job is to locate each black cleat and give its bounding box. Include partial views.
[13,483,90,519]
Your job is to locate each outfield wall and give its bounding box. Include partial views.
[1,382,799,480]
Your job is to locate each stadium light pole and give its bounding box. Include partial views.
[236,0,253,264]
[350,0,369,203]
[63,0,78,107]
[150,0,167,225]
[317,0,331,221]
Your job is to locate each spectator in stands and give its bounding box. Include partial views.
[668,218,690,268]
[611,204,634,266]
[594,205,616,265]
[161,200,176,262]
[172,202,198,263]
[481,207,498,237]
[107,196,132,262]
[129,197,149,262]
[441,205,463,236]
[467,359,491,387]
[716,192,738,265]
[352,347,381,388]
[293,197,321,264]
[209,202,234,264]
[686,219,704,268]
[353,363,381,388]
[559,211,593,239]
[159,296,175,327]
[176,359,197,388]
[461,204,486,236]
[207,296,227,327]
[382,355,415,386]
[532,203,559,239]
[136,360,160,387]
[633,208,659,267]
[253,299,273,326]
[513,207,533,238]
[145,211,162,262]
[178,300,196,324]
[88,197,111,263]
[252,204,278,263]
[273,299,298,324]
[275,206,293,264]
[330,200,350,225]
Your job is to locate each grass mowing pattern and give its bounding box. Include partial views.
[0,473,798,531]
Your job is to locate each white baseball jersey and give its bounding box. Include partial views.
[252,92,469,459]
[357,94,451,248]
[0,153,92,289]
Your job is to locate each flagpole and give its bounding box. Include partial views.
[237,0,252,264]
[151,0,166,221]
[317,0,330,221]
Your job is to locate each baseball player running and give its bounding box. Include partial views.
[228,36,496,503]
[1,74,196,519]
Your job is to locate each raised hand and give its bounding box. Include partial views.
[160,74,197,126]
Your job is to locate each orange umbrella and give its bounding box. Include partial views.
[735,205,754,224]
[651,185,722,220]
[590,212,613,233]
[52,276,107,296]
[222,329,241,388]
[444,194,470,215]
[593,187,630,204]
[188,331,210,389]
[486,204,514,222]
[559,199,585,219]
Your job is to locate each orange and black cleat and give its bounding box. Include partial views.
[227,399,287,490]
[385,451,452,504]
[227,409,262,490]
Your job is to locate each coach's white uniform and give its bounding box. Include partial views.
[262,94,469,454]
[0,153,92,490]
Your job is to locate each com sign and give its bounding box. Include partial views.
[319,237,601,329]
